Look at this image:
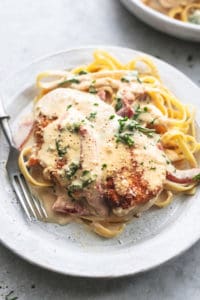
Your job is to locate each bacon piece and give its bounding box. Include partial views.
[116,97,134,118]
[157,143,164,151]
[166,168,200,184]
[97,90,106,101]
[28,157,39,167]
[53,196,88,216]
[117,105,134,118]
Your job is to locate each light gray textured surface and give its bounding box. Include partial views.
[0,0,200,299]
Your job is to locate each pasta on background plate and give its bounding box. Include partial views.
[142,0,200,25]
[18,50,200,238]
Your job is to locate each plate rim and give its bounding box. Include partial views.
[1,45,200,278]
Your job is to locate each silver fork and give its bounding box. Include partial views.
[0,98,47,221]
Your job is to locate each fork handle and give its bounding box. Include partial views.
[0,98,15,147]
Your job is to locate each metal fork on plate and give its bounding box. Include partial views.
[0,98,47,221]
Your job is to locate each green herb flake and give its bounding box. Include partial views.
[67,122,81,133]
[101,163,107,170]
[65,163,79,179]
[150,117,158,125]
[82,170,90,176]
[78,70,88,75]
[116,133,134,147]
[131,70,142,83]
[87,112,97,121]
[150,167,156,171]
[89,80,97,94]
[133,105,148,120]
[193,173,200,181]
[66,104,72,111]
[115,97,123,111]
[55,140,68,157]
[67,183,82,194]
[93,102,99,106]
[118,116,128,133]
[109,115,115,120]
[58,78,80,86]
[81,171,97,188]
[121,77,130,83]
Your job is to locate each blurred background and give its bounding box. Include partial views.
[0,0,200,299]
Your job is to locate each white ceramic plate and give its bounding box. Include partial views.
[1,46,200,278]
[121,0,200,42]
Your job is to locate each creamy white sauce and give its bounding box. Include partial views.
[30,88,168,220]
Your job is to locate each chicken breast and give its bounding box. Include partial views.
[32,88,167,218]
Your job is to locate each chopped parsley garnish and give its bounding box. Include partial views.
[65,163,79,179]
[118,116,129,133]
[82,170,90,176]
[67,183,82,198]
[58,78,80,86]
[55,140,68,157]
[193,173,200,181]
[89,80,97,94]
[87,112,97,121]
[121,71,142,84]
[131,70,142,83]
[67,171,97,198]
[101,163,107,170]
[67,122,81,133]
[109,115,115,120]
[115,96,123,111]
[133,105,148,120]
[81,170,97,188]
[66,104,72,111]
[121,77,130,83]
[118,117,155,136]
[150,117,158,125]
[78,70,88,75]
[116,133,134,147]
[93,102,99,106]
[115,116,155,147]
[150,167,156,170]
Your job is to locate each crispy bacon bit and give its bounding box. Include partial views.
[166,172,193,184]
[97,89,112,103]
[79,125,88,136]
[116,97,134,118]
[117,106,134,118]
[166,167,200,184]
[28,157,39,167]
[56,158,67,169]
[97,90,106,101]
[154,124,167,134]
[53,196,88,215]
[157,143,164,151]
